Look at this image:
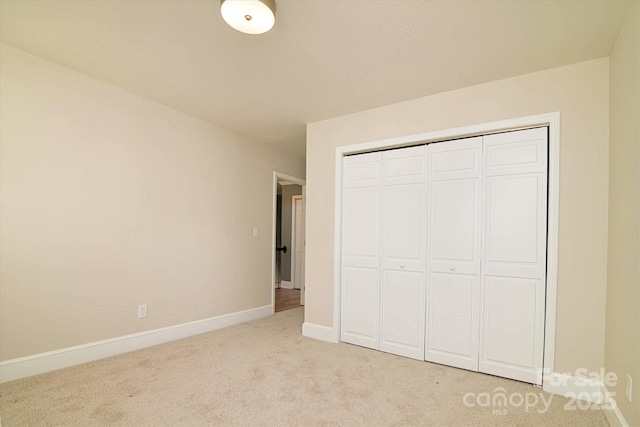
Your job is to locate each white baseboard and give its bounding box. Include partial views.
[280,281,294,289]
[531,372,630,425]
[601,385,630,427]
[302,322,339,343]
[543,372,606,403]
[0,304,273,384]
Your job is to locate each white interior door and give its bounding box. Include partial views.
[479,127,548,385]
[341,152,382,349]
[379,146,427,360]
[425,137,482,371]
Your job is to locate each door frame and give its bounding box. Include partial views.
[272,172,306,312]
[291,195,303,290]
[300,186,306,305]
[333,112,560,389]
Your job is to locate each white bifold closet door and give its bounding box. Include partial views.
[341,152,383,349]
[380,146,427,360]
[425,137,482,371]
[479,127,548,385]
[341,146,427,360]
[340,127,548,384]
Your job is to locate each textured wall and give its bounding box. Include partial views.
[606,3,640,425]
[0,44,305,361]
[305,58,609,375]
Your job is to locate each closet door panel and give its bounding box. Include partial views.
[342,266,380,348]
[341,152,382,349]
[384,145,426,185]
[380,270,425,359]
[480,127,547,385]
[483,172,546,278]
[381,183,425,271]
[381,146,427,273]
[342,186,381,268]
[343,153,382,188]
[485,136,545,173]
[379,146,427,360]
[429,179,479,273]
[429,138,481,179]
[425,272,479,370]
[425,137,481,370]
[483,276,542,368]
[485,174,541,264]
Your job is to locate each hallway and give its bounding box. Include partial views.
[275,288,301,312]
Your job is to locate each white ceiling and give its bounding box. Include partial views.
[0,0,632,161]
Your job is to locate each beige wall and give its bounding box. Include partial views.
[0,44,304,361]
[306,57,609,375]
[605,2,639,425]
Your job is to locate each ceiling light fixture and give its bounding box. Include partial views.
[220,0,276,35]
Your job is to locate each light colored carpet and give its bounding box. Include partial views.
[0,307,608,426]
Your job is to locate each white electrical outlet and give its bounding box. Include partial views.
[626,374,632,403]
[138,304,147,319]
[253,227,259,237]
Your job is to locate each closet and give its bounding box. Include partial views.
[340,127,548,385]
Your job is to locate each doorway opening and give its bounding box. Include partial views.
[272,172,306,313]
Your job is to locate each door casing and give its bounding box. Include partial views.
[272,172,306,312]
[291,195,304,291]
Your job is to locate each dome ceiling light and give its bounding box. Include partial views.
[220,0,276,35]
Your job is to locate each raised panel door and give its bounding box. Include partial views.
[480,127,547,385]
[341,153,382,349]
[425,137,481,370]
[380,146,427,359]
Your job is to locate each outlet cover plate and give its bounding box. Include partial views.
[138,304,147,319]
